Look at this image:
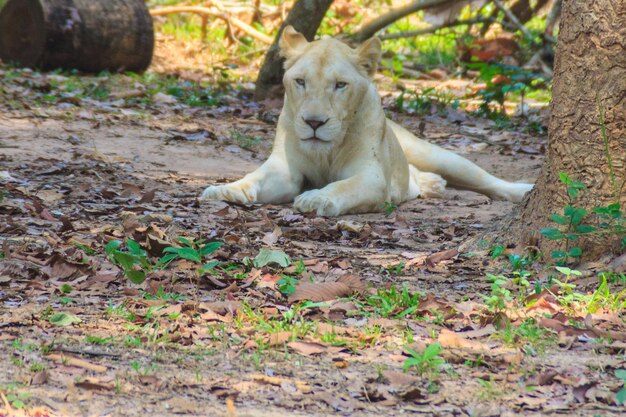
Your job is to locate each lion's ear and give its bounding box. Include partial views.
[279,26,308,60]
[356,37,382,77]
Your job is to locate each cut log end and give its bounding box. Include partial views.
[0,0,46,67]
[0,0,154,73]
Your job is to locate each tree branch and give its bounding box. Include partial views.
[378,17,496,41]
[150,6,273,44]
[492,0,535,42]
[352,0,456,42]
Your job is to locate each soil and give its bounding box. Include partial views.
[1,67,625,417]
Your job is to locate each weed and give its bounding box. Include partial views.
[482,274,512,313]
[157,237,223,275]
[381,200,398,217]
[403,342,445,375]
[495,319,555,355]
[364,285,421,318]
[85,335,114,345]
[141,287,186,302]
[105,239,153,284]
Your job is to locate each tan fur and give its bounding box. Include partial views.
[201,27,533,216]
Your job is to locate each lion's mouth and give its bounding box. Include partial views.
[301,136,329,142]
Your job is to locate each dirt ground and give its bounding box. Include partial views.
[1,65,626,417]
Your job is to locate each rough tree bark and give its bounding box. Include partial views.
[512,0,626,260]
[254,0,334,100]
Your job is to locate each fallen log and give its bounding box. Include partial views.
[0,0,154,73]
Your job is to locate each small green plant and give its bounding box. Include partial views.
[277,275,299,295]
[395,87,457,116]
[403,342,445,375]
[157,237,222,274]
[364,285,421,319]
[106,239,153,284]
[468,62,545,116]
[381,200,398,217]
[482,274,512,313]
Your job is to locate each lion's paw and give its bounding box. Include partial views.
[200,183,257,204]
[294,190,342,216]
[418,172,446,198]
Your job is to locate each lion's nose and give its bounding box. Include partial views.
[304,118,328,130]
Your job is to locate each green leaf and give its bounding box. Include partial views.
[616,388,626,405]
[622,236,626,249]
[559,172,571,185]
[105,240,122,255]
[540,228,563,240]
[575,224,596,233]
[549,214,569,225]
[568,247,582,257]
[176,237,195,247]
[253,248,291,268]
[174,247,202,263]
[199,241,223,257]
[615,369,626,380]
[155,253,177,268]
[555,266,582,276]
[567,186,579,199]
[198,261,220,275]
[550,251,567,259]
[49,312,82,326]
[163,246,202,263]
[126,270,146,284]
[113,252,138,271]
[125,239,144,256]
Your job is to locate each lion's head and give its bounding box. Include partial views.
[278,26,382,151]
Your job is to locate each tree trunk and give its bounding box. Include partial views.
[513,0,626,261]
[0,0,154,73]
[254,0,334,100]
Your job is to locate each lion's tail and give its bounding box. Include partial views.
[389,120,533,202]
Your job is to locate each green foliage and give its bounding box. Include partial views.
[482,274,512,312]
[403,342,445,375]
[468,62,545,116]
[157,237,222,274]
[395,87,458,116]
[541,172,626,263]
[49,312,82,326]
[277,275,299,295]
[381,200,398,217]
[106,239,152,284]
[365,285,421,318]
[253,248,291,268]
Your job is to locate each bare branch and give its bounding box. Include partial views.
[150,6,273,44]
[492,0,535,42]
[378,17,496,41]
[352,0,456,42]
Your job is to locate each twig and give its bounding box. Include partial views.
[352,0,455,42]
[492,0,536,43]
[150,6,273,44]
[379,18,495,40]
[0,390,13,416]
[46,353,108,373]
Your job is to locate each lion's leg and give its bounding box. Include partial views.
[201,155,302,205]
[392,122,533,202]
[294,168,386,216]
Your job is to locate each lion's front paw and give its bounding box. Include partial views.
[200,183,257,204]
[294,190,342,216]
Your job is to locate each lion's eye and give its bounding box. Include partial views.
[335,81,348,90]
[295,78,305,87]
